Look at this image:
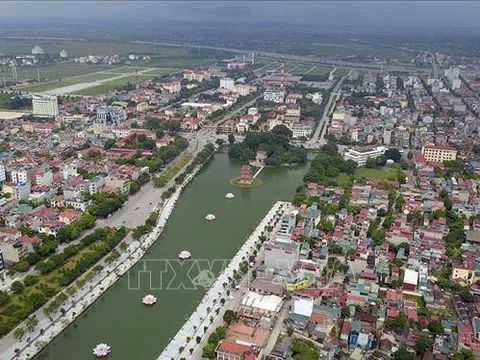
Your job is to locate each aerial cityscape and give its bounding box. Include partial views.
[0,1,480,360]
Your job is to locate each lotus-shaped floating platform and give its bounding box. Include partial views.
[225,192,235,199]
[178,250,191,260]
[93,343,111,357]
[142,294,157,306]
[205,214,216,221]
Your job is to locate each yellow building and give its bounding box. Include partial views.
[452,265,475,285]
[421,144,457,163]
[285,279,312,292]
[22,123,34,133]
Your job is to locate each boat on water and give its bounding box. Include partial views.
[225,192,235,199]
[205,214,216,221]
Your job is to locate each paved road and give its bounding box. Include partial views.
[259,299,291,358]
[306,73,347,148]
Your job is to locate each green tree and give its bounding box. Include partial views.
[451,349,475,360]
[103,139,116,150]
[202,343,216,358]
[13,327,25,340]
[341,305,350,318]
[393,347,414,360]
[13,261,30,273]
[228,133,235,145]
[23,275,39,287]
[11,281,25,294]
[428,321,443,335]
[415,335,433,355]
[223,309,235,325]
[0,291,10,306]
[25,316,39,332]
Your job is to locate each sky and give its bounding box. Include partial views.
[0,1,479,30]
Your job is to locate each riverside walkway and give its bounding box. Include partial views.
[158,200,289,360]
[4,162,203,360]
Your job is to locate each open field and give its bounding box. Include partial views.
[307,66,334,76]
[0,41,185,57]
[73,76,139,96]
[335,68,350,77]
[0,62,120,82]
[19,73,118,92]
[140,57,214,68]
[104,66,150,74]
[291,64,315,75]
[355,167,398,180]
[310,43,410,60]
[136,68,179,77]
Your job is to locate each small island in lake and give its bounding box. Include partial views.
[228,125,307,167]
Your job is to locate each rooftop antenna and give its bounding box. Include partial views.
[37,67,40,83]
[129,43,131,53]
[12,66,17,82]
[110,45,113,56]
[89,47,92,56]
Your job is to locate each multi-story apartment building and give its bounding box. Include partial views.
[0,162,6,183]
[32,94,59,117]
[263,89,285,103]
[10,167,31,184]
[219,77,235,90]
[95,106,127,127]
[421,144,457,163]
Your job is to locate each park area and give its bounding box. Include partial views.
[354,167,399,181]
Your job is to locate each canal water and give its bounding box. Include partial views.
[36,153,306,360]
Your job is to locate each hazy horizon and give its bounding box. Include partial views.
[0,1,479,32]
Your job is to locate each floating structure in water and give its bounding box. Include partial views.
[178,250,192,260]
[93,343,111,357]
[142,294,157,306]
[205,214,216,221]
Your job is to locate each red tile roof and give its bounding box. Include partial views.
[217,340,251,355]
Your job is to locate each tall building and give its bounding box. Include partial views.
[32,94,59,117]
[0,162,5,183]
[421,144,457,162]
[219,77,235,90]
[10,168,31,184]
[95,106,127,127]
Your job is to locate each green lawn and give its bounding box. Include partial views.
[335,68,350,77]
[307,66,334,76]
[141,57,213,68]
[142,68,179,77]
[104,66,150,74]
[73,76,139,96]
[291,64,316,75]
[310,43,410,60]
[19,73,118,92]
[355,167,398,181]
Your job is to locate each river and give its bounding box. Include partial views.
[35,153,306,360]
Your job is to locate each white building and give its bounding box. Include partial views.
[31,45,44,55]
[59,49,68,59]
[95,106,127,127]
[10,168,30,184]
[219,77,235,90]
[264,238,300,271]
[291,123,312,139]
[14,181,31,201]
[264,89,285,103]
[0,163,6,183]
[32,94,59,117]
[343,146,387,166]
[62,162,78,180]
